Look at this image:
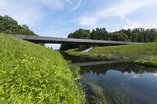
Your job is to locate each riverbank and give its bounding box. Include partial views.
[65,42,157,67]
[0,34,84,104]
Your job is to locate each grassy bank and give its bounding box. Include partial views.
[66,42,157,67]
[0,34,84,104]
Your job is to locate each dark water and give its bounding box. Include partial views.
[61,52,157,104]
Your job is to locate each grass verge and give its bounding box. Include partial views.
[0,34,84,104]
[65,42,157,67]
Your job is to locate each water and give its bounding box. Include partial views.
[61,52,157,104]
[80,63,157,104]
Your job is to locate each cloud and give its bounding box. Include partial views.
[0,0,43,26]
[153,24,157,28]
[123,24,140,30]
[78,17,97,25]
[123,18,157,29]
[70,0,82,12]
[152,73,157,77]
[39,0,64,10]
[65,0,73,5]
[123,18,140,29]
[0,0,66,26]
[0,0,83,26]
[78,0,157,26]
[132,74,140,79]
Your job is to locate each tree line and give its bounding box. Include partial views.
[60,28,157,50]
[0,15,36,35]
[1,15,156,50]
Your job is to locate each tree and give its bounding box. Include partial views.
[68,29,90,39]
[150,29,157,42]
[60,27,157,50]
[91,28,110,40]
[119,29,132,41]
[0,15,36,35]
[111,32,128,41]
[60,29,91,50]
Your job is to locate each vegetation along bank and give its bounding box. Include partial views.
[0,34,84,104]
[60,28,157,67]
[65,42,157,67]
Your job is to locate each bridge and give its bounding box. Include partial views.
[9,34,143,45]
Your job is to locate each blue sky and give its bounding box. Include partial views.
[1,0,157,49]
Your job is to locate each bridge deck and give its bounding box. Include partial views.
[9,34,143,45]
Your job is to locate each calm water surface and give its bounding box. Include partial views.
[61,52,157,104]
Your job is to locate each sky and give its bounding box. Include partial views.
[0,0,157,49]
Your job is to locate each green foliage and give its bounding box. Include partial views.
[68,29,90,39]
[120,28,157,42]
[111,32,128,41]
[0,34,84,104]
[69,65,81,81]
[60,27,157,50]
[89,42,157,55]
[60,29,91,50]
[65,42,157,67]
[91,28,110,40]
[87,83,108,104]
[86,82,132,104]
[66,42,157,56]
[0,15,36,35]
[135,58,157,67]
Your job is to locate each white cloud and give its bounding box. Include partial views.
[123,24,139,30]
[78,17,97,25]
[78,0,157,26]
[123,18,140,29]
[124,24,157,30]
[70,0,82,12]
[132,74,140,79]
[0,0,70,26]
[0,0,43,26]
[153,24,157,28]
[0,0,83,26]
[152,73,157,77]
[65,0,73,5]
[39,0,64,10]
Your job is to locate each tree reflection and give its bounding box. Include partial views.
[80,63,157,75]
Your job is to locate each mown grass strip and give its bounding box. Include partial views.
[88,42,157,55]
[65,42,157,67]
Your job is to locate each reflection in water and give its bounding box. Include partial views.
[61,52,157,104]
[73,60,126,67]
[80,62,157,75]
[80,63,157,104]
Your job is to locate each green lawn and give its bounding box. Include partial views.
[0,34,84,104]
[89,42,157,55]
[66,42,157,67]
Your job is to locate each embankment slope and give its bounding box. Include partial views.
[0,34,84,104]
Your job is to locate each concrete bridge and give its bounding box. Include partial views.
[9,34,143,45]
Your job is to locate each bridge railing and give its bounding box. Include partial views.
[9,34,143,45]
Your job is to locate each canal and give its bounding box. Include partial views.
[61,52,157,104]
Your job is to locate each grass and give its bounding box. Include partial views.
[65,42,157,67]
[89,42,157,55]
[0,34,84,104]
[86,82,108,104]
[86,82,131,104]
[134,58,157,67]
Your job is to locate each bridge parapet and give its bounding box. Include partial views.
[9,34,143,45]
